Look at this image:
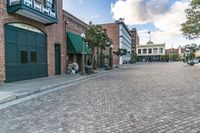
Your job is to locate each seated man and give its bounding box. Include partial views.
[72,62,79,73]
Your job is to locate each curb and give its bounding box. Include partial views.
[0,68,120,104]
[0,93,16,104]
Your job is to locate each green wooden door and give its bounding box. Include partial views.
[55,44,61,75]
[5,24,48,82]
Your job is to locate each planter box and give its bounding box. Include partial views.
[85,66,92,75]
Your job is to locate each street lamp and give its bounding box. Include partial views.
[109,44,113,69]
[81,33,85,75]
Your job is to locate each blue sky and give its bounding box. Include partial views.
[63,0,178,29]
[63,0,199,48]
[63,0,115,24]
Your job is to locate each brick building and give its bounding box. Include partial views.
[101,20,132,65]
[0,0,65,82]
[165,46,185,59]
[130,28,139,53]
[63,11,90,72]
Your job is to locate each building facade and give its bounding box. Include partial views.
[0,0,65,82]
[101,20,132,65]
[165,46,184,59]
[63,11,90,71]
[136,42,165,62]
[130,28,139,53]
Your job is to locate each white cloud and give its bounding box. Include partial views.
[111,0,200,48]
[138,29,200,48]
[79,0,83,4]
[111,0,170,25]
[90,14,100,19]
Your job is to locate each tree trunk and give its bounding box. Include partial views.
[100,47,104,68]
[91,47,96,70]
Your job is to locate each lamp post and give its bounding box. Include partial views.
[81,33,85,75]
[109,44,113,68]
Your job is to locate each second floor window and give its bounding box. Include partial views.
[159,48,163,53]
[138,49,141,54]
[153,48,158,54]
[143,49,147,54]
[148,49,152,54]
[46,0,54,9]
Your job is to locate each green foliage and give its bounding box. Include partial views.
[184,43,198,60]
[85,24,109,49]
[181,0,200,39]
[120,49,127,56]
[161,54,169,59]
[85,24,110,69]
[131,53,137,63]
[170,53,179,60]
[160,55,166,61]
[113,48,127,56]
[192,0,200,6]
[161,54,181,61]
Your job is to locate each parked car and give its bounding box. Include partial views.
[187,60,195,66]
[193,58,199,64]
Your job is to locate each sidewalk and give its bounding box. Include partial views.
[0,68,118,104]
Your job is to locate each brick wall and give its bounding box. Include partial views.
[0,0,65,82]
[0,12,5,83]
[130,29,140,53]
[63,11,88,35]
[46,0,65,75]
[102,23,119,65]
[63,11,89,68]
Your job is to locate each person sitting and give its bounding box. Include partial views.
[72,62,79,73]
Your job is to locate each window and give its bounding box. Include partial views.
[21,51,28,64]
[138,49,141,54]
[148,49,152,54]
[31,51,37,63]
[143,49,147,54]
[153,48,158,54]
[159,48,163,53]
[46,0,54,9]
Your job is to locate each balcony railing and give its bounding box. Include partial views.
[8,0,57,24]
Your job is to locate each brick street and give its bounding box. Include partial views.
[0,63,200,133]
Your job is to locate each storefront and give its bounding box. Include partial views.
[67,32,91,71]
[0,0,65,82]
[5,23,48,82]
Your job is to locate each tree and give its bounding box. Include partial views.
[184,43,198,62]
[113,48,127,56]
[131,53,137,63]
[181,0,200,39]
[85,24,109,69]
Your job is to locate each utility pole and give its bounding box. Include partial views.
[148,31,151,42]
[171,43,174,62]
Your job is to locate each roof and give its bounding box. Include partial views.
[137,43,165,48]
[115,20,132,37]
[101,20,132,37]
[63,10,89,28]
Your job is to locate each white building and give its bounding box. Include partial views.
[101,19,132,65]
[136,41,165,62]
[119,21,132,64]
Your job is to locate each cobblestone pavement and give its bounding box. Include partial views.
[0,63,200,133]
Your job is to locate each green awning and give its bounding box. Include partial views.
[67,32,91,54]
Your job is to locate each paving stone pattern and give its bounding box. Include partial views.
[0,63,200,133]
